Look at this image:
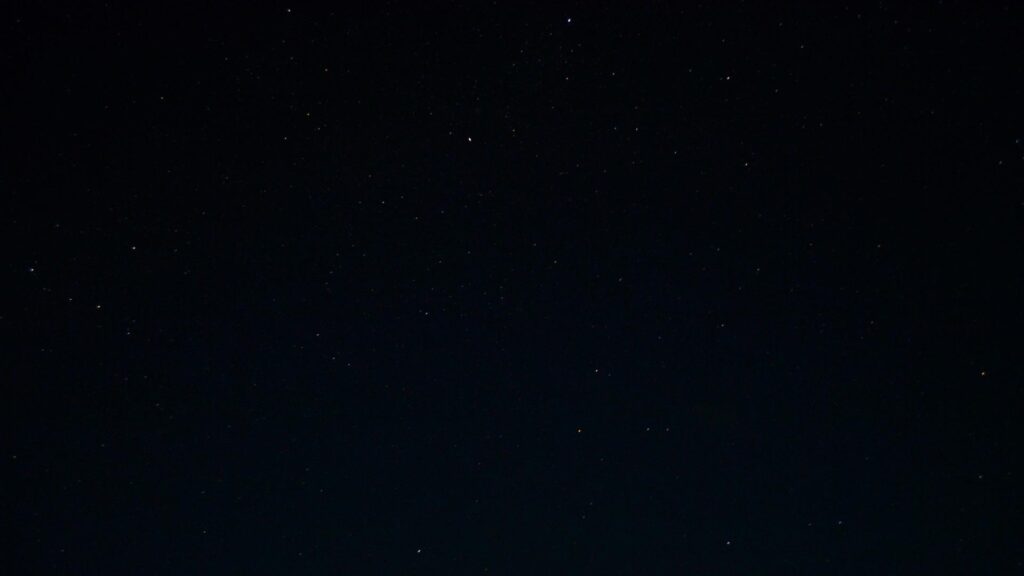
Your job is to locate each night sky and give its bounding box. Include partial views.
[5,3,1023,573]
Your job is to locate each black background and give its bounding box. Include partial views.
[4,3,1023,573]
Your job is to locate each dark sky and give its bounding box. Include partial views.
[4,3,1023,573]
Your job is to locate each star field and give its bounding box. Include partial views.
[4,3,1023,574]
